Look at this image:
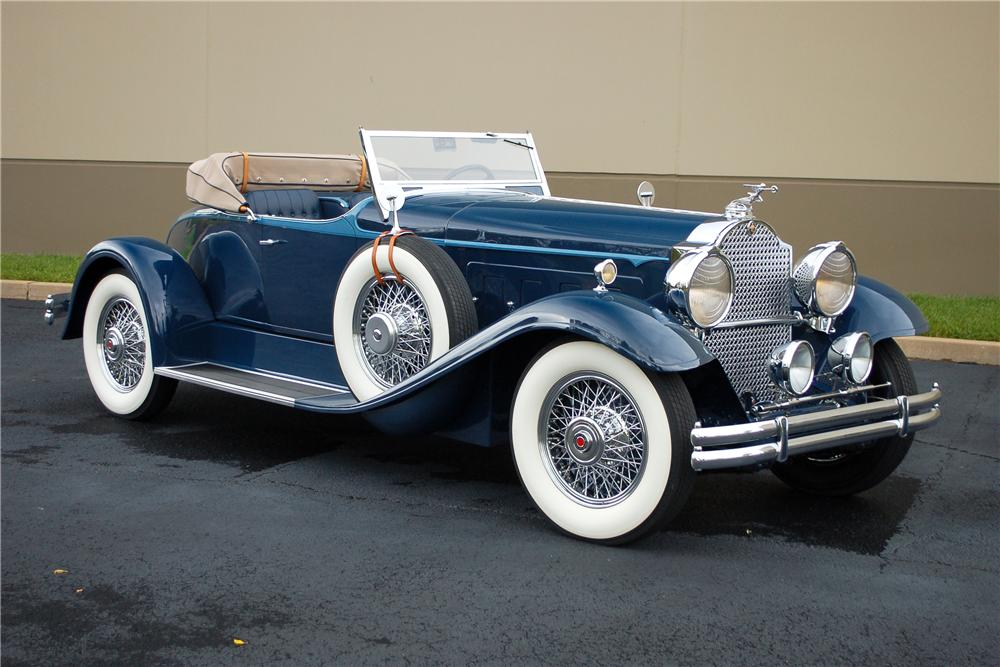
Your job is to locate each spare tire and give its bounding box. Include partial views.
[333,234,477,401]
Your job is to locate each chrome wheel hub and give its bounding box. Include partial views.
[104,328,125,362]
[98,297,145,392]
[364,312,398,355]
[540,374,647,507]
[354,277,433,388]
[564,417,605,465]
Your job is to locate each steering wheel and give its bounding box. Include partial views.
[445,163,496,181]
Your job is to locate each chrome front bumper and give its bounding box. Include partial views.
[690,383,942,471]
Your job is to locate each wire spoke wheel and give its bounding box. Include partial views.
[353,276,433,388]
[82,272,175,419]
[512,341,696,543]
[539,373,647,507]
[97,297,146,392]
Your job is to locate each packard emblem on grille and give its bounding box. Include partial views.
[725,183,778,222]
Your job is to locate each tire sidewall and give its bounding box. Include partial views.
[333,242,452,401]
[511,340,675,542]
[82,272,156,416]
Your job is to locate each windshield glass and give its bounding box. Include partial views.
[368,133,541,184]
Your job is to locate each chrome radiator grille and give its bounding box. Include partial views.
[703,222,792,403]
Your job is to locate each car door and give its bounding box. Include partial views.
[257,215,360,340]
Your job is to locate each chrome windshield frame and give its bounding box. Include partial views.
[360,129,551,218]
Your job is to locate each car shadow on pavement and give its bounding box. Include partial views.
[27,380,921,557]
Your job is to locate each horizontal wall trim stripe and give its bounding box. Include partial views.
[2,159,997,297]
[2,158,997,189]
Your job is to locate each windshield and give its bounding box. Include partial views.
[361,130,548,194]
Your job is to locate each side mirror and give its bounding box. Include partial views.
[376,184,407,232]
[637,181,655,208]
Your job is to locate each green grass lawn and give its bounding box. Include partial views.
[908,293,999,342]
[1,253,83,284]
[1,253,997,341]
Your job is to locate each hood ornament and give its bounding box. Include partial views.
[725,183,778,223]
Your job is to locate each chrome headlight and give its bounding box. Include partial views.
[768,340,816,396]
[665,248,734,328]
[793,242,857,316]
[828,332,874,384]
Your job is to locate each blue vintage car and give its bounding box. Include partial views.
[47,130,941,543]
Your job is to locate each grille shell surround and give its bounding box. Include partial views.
[700,220,793,404]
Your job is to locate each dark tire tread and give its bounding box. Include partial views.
[770,338,917,496]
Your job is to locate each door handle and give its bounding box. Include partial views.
[259,239,288,246]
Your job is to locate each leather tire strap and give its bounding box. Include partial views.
[387,231,414,283]
[371,231,392,285]
[371,229,415,285]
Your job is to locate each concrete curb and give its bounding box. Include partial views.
[2,279,73,301]
[3,279,997,366]
[896,335,1000,366]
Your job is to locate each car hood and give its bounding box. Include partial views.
[407,191,722,258]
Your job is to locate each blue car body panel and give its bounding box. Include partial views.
[840,276,929,341]
[293,290,713,412]
[61,186,928,447]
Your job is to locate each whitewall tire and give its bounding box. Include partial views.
[82,271,176,419]
[333,235,476,401]
[511,340,696,543]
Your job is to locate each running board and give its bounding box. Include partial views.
[155,363,351,406]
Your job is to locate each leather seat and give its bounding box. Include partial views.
[243,189,322,219]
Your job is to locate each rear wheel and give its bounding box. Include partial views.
[771,338,917,496]
[82,271,176,420]
[510,340,696,544]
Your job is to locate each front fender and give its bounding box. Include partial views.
[504,291,713,372]
[298,290,712,415]
[62,237,215,366]
[839,276,928,342]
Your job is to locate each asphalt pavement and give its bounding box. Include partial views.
[2,298,998,665]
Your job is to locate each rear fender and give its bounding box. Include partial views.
[838,276,929,342]
[62,237,215,366]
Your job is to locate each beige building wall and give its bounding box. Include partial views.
[3,1,998,295]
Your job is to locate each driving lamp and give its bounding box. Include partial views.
[665,249,735,328]
[828,332,874,384]
[593,259,618,292]
[768,340,816,396]
[793,242,857,316]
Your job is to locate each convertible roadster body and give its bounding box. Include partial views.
[48,129,942,542]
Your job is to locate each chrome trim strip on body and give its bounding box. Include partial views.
[712,315,802,329]
[690,383,942,471]
[546,195,721,218]
[155,364,349,406]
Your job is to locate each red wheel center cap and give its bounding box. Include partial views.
[575,435,587,449]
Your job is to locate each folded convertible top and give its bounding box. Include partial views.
[186,152,368,213]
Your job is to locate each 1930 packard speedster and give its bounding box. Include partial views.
[47,130,942,543]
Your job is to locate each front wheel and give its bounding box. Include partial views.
[82,271,176,420]
[510,340,696,544]
[771,338,917,496]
